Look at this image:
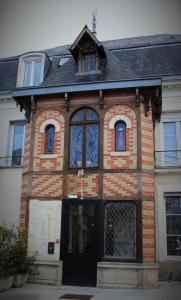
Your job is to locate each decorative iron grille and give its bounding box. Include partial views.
[104,202,136,259]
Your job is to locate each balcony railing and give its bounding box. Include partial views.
[0,156,23,167]
[155,150,181,168]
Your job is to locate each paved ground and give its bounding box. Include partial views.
[0,282,181,300]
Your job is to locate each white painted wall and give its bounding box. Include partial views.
[0,168,22,226]
[0,95,25,226]
[28,200,62,262]
[155,79,181,266]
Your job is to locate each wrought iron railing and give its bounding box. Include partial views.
[0,156,23,167]
[155,150,181,168]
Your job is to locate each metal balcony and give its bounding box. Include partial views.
[155,150,181,168]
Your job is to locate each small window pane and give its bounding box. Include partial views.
[167,216,181,234]
[163,122,177,166]
[83,54,96,72]
[23,62,32,86]
[86,109,98,121]
[45,125,55,154]
[86,124,98,167]
[167,236,181,256]
[70,125,83,168]
[33,59,41,85]
[12,124,24,166]
[104,202,136,259]
[165,196,181,256]
[166,196,181,214]
[115,122,126,151]
[72,110,84,122]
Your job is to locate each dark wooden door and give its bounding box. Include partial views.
[60,200,101,286]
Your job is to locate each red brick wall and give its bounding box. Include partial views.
[104,104,137,169]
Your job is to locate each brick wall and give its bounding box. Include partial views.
[103,173,138,197]
[20,93,157,263]
[33,109,65,172]
[66,173,99,197]
[104,104,137,169]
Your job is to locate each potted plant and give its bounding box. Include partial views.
[11,230,38,288]
[0,225,15,291]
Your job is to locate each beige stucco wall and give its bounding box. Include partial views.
[0,96,25,226]
[0,165,22,226]
[28,200,62,262]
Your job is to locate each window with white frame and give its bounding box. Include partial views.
[165,195,181,256]
[9,122,26,166]
[17,53,45,87]
[163,121,181,167]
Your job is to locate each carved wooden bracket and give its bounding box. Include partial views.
[16,98,31,123]
[143,93,151,117]
[64,92,70,111]
[99,89,104,109]
[135,88,140,106]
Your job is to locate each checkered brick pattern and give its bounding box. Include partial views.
[32,174,63,197]
[19,200,28,231]
[66,174,99,197]
[23,123,31,173]
[33,110,64,171]
[142,201,156,262]
[140,103,154,170]
[104,105,137,169]
[21,175,29,197]
[142,172,155,198]
[103,173,138,197]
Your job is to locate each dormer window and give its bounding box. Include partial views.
[16,52,48,88]
[83,53,96,72]
[23,57,42,86]
[70,25,106,76]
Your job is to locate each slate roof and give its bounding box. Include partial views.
[0,33,181,91]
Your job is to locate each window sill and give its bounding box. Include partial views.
[76,70,102,76]
[110,151,130,156]
[40,154,57,159]
[0,165,23,169]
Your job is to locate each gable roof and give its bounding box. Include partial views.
[0,33,181,92]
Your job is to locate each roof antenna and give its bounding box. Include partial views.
[92,8,97,36]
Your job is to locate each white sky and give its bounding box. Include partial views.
[0,0,181,58]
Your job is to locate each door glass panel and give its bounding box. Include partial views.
[67,205,95,254]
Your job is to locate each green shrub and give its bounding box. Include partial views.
[0,225,38,278]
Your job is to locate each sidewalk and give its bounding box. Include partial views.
[0,282,181,300]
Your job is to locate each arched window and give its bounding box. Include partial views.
[69,108,99,168]
[115,121,126,151]
[104,202,137,259]
[45,125,55,154]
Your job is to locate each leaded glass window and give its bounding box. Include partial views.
[104,202,137,259]
[165,195,181,256]
[69,108,99,168]
[45,125,55,154]
[115,121,126,151]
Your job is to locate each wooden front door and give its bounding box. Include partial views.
[60,200,101,286]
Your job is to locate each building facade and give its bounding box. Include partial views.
[0,27,181,287]
[155,78,181,281]
[0,90,26,226]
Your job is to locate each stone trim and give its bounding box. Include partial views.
[109,115,132,129]
[40,119,60,132]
